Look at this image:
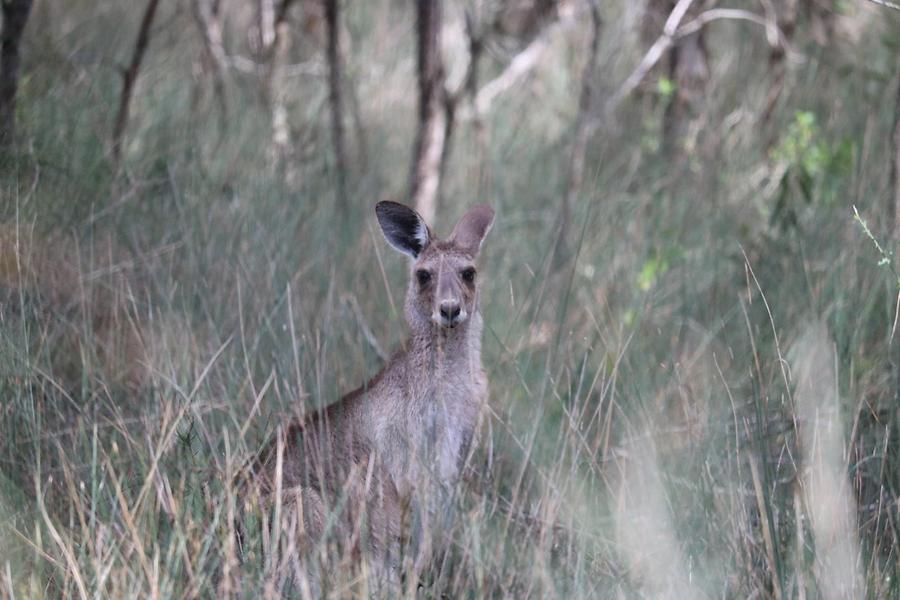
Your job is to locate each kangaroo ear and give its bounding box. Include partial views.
[375,201,431,259]
[449,204,495,256]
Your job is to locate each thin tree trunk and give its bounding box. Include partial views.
[267,0,296,179]
[461,11,486,194]
[892,65,900,240]
[112,0,162,162]
[887,62,900,407]
[191,0,228,130]
[606,0,698,116]
[557,0,602,261]
[438,12,483,205]
[0,0,33,148]
[324,0,348,212]
[760,0,796,129]
[409,0,446,224]
[661,4,709,153]
[802,0,834,46]
[259,0,276,49]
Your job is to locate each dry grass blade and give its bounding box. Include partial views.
[37,475,89,600]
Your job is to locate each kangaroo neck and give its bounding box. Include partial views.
[407,310,483,377]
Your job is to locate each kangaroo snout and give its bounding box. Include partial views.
[436,300,465,328]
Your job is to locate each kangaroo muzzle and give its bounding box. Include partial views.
[434,299,466,328]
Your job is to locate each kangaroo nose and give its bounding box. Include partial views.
[439,301,461,325]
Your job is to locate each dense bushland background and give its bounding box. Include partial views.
[1,0,899,597]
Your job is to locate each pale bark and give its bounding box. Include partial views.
[270,20,293,177]
[439,10,483,203]
[267,0,297,179]
[259,0,276,48]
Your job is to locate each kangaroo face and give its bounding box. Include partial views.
[376,201,494,331]
[412,245,477,329]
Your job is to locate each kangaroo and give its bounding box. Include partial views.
[245,201,495,581]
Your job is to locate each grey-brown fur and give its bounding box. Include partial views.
[246,201,495,578]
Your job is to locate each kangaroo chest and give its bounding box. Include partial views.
[418,377,478,481]
[378,366,483,499]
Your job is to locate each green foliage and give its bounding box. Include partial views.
[636,247,677,292]
[770,110,856,229]
[657,76,676,101]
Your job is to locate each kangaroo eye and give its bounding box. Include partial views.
[416,270,432,286]
[461,267,476,283]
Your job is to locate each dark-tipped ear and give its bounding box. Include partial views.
[375,201,431,259]
[449,204,494,256]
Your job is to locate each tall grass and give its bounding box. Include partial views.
[1,0,899,597]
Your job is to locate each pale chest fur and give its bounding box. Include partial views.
[414,362,486,483]
[371,344,487,499]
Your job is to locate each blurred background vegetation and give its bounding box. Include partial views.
[1,0,899,597]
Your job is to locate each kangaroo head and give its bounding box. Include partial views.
[376,201,494,331]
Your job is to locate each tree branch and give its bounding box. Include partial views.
[457,8,577,122]
[865,0,900,11]
[112,0,162,162]
[605,4,790,117]
[603,0,697,116]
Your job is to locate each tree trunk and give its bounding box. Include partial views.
[638,0,708,152]
[259,0,276,49]
[760,0,797,127]
[888,62,900,407]
[191,0,228,130]
[558,0,602,261]
[421,8,488,220]
[324,0,348,212]
[0,0,33,148]
[409,0,446,224]
[661,15,708,152]
[802,0,834,46]
[112,0,162,162]
[894,77,900,242]
[267,0,297,180]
